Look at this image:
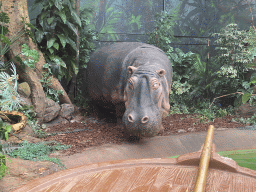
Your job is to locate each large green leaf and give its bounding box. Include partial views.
[242,92,252,104]
[57,34,67,48]
[47,38,56,49]
[70,60,79,75]
[48,48,54,54]
[35,30,44,43]
[47,17,54,25]
[66,21,78,36]
[56,10,67,24]
[250,72,256,84]
[49,55,66,68]
[54,0,63,10]
[66,37,77,51]
[71,9,81,27]
[40,11,49,21]
[53,42,59,50]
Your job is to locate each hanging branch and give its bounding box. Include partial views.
[208,92,244,109]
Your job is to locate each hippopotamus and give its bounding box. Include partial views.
[87,42,172,137]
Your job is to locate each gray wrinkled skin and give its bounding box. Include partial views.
[87,42,172,137]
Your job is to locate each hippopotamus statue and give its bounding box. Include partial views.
[87,42,172,137]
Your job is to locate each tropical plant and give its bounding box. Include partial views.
[128,14,142,33]
[147,10,179,52]
[0,63,21,111]
[167,47,214,113]
[41,63,64,103]
[0,118,12,141]
[212,24,256,105]
[96,0,123,41]
[79,7,97,67]
[20,44,39,69]
[33,0,81,80]
[0,151,8,180]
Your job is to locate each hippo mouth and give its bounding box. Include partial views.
[122,109,162,137]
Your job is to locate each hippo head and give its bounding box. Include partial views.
[123,65,170,137]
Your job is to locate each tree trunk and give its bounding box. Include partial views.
[3,0,72,123]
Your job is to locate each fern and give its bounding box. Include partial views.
[0,63,21,111]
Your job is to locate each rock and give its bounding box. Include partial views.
[59,104,75,120]
[18,82,31,97]
[235,103,256,117]
[216,128,228,131]
[188,128,195,132]
[22,124,34,135]
[177,129,186,133]
[19,94,32,106]
[43,98,61,123]
[44,116,69,127]
[7,133,42,144]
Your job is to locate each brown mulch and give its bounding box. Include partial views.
[43,114,245,155]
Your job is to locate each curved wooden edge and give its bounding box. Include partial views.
[12,158,179,192]
[13,146,256,192]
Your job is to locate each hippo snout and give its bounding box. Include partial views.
[123,108,161,137]
[127,114,149,124]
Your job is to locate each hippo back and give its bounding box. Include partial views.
[87,42,172,108]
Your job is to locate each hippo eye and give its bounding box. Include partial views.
[151,78,160,90]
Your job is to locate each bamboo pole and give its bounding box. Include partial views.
[193,125,215,192]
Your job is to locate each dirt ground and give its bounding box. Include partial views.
[43,113,243,155]
[0,113,245,192]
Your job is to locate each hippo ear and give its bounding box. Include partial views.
[157,69,166,77]
[127,66,138,74]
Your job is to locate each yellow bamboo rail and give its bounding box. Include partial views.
[193,125,215,192]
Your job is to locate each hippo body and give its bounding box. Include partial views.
[87,42,172,137]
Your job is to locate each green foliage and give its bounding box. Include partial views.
[20,44,39,69]
[0,63,21,111]
[170,97,234,123]
[212,24,256,105]
[0,118,12,141]
[79,7,97,67]
[95,1,123,41]
[167,47,214,111]
[33,0,81,80]
[41,63,64,103]
[7,140,70,169]
[28,120,47,138]
[232,113,256,125]
[128,14,142,33]
[213,24,255,68]
[18,105,36,121]
[0,152,9,180]
[147,10,179,52]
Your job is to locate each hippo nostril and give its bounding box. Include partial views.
[141,116,149,124]
[128,114,133,122]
